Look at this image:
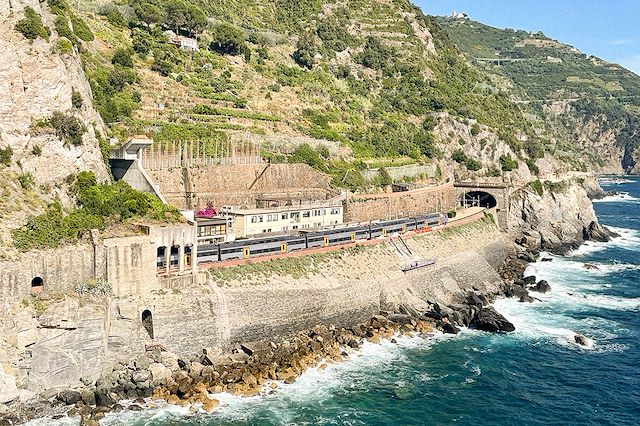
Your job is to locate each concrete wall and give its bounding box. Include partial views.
[0,244,96,306]
[361,164,437,182]
[344,182,457,222]
[148,164,336,210]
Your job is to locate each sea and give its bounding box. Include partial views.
[40,176,640,426]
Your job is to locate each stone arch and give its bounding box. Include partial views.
[31,277,44,293]
[460,191,498,209]
[142,309,154,339]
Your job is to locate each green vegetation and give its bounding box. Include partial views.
[15,7,50,41]
[18,173,34,190]
[41,111,87,146]
[12,171,181,251]
[71,89,83,108]
[499,154,518,171]
[544,180,569,193]
[437,16,640,167]
[32,145,42,156]
[0,146,12,166]
[48,0,93,44]
[56,38,74,54]
[529,179,544,196]
[209,22,246,55]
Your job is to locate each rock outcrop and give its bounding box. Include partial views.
[509,177,617,255]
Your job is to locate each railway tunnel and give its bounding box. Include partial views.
[454,182,510,229]
[460,191,498,209]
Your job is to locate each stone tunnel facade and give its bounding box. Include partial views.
[454,183,510,229]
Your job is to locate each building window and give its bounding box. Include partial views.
[251,216,258,224]
[292,225,298,230]
[291,212,300,220]
[258,215,264,223]
[281,213,289,220]
[331,208,341,215]
[313,210,322,217]
[302,211,310,218]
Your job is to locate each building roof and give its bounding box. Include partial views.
[225,202,342,216]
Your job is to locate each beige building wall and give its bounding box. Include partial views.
[229,205,344,238]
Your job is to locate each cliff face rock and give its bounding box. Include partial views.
[508,177,603,252]
[0,0,109,226]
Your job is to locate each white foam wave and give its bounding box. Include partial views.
[592,192,640,203]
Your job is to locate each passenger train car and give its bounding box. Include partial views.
[197,213,447,264]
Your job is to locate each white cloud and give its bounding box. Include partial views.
[619,54,640,75]
[609,39,635,46]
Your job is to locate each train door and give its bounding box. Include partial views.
[280,243,287,254]
[351,233,356,242]
[242,247,250,259]
[323,236,329,247]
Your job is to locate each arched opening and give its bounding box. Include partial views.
[460,191,498,209]
[31,277,44,293]
[142,310,154,339]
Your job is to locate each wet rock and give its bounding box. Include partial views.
[541,258,553,262]
[442,321,460,335]
[530,280,551,294]
[583,221,619,243]
[519,294,535,303]
[57,390,82,405]
[517,251,536,263]
[128,404,143,411]
[80,388,96,406]
[574,334,589,346]
[472,307,515,333]
[94,391,114,408]
[584,263,600,270]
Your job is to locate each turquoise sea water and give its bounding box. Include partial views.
[43,177,640,426]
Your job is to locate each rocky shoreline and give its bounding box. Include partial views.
[0,219,619,426]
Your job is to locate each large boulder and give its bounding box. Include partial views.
[56,390,81,405]
[472,307,515,333]
[583,221,619,243]
[530,280,551,294]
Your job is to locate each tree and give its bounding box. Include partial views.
[132,0,162,27]
[499,154,518,171]
[209,23,245,56]
[379,167,392,187]
[292,33,318,69]
[357,37,393,70]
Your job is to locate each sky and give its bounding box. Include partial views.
[415,0,640,75]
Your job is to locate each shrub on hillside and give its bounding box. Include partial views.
[15,7,50,41]
[13,173,181,251]
[47,111,86,146]
[292,33,318,69]
[0,146,13,166]
[356,37,393,70]
[70,14,94,41]
[112,48,134,68]
[451,149,467,164]
[56,38,74,54]
[499,154,518,171]
[71,88,83,108]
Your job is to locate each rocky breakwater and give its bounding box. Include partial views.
[40,311,438,425]
[509,176,618,255]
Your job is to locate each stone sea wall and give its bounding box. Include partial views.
[0,218,509,401]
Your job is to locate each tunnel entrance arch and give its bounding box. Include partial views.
[460,191,498,209]
[142,309,154,339]
[31,277,44,293]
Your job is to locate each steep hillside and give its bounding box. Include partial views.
[437,16,640,174]
[62,0,549,190]
[0,0,112,258]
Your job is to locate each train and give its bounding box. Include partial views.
[196,212,448,264]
